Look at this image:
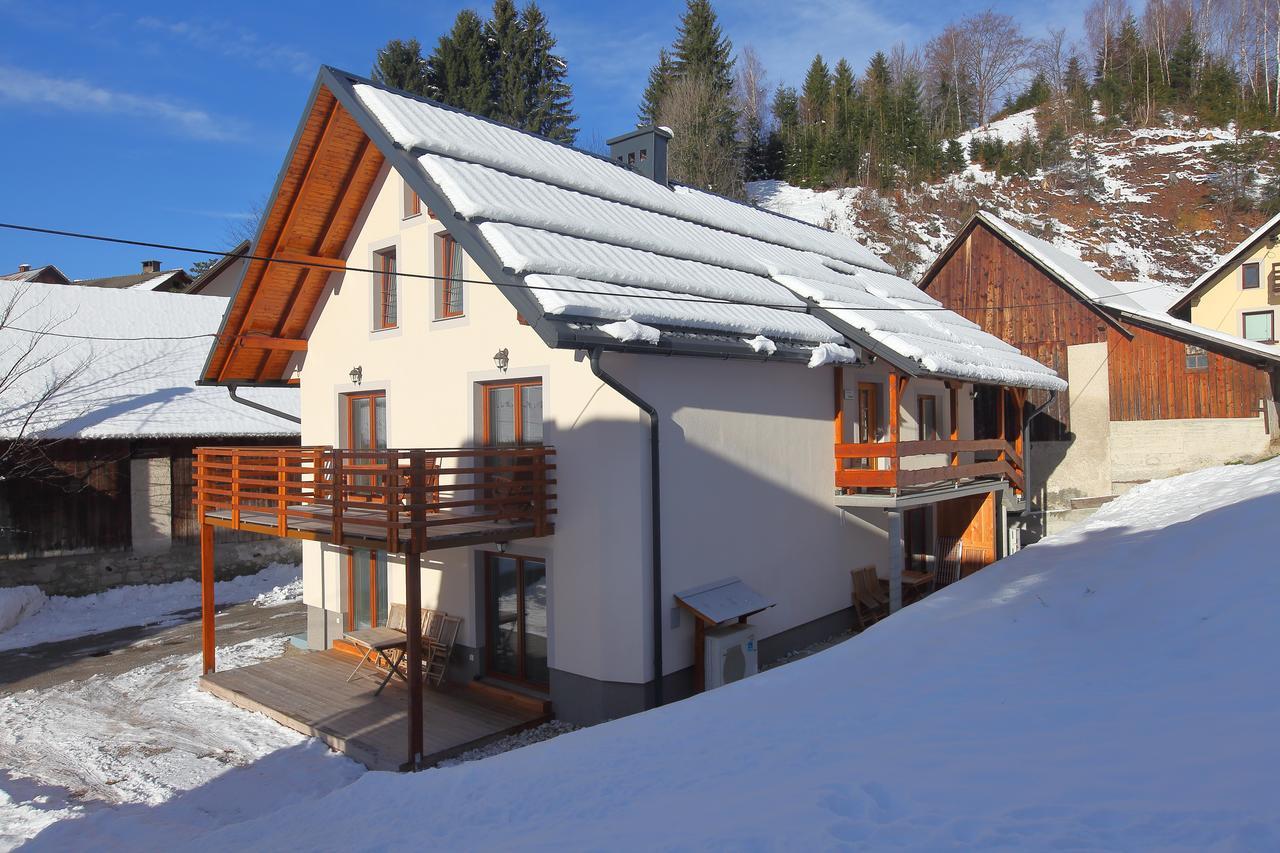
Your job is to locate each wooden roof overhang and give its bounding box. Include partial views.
[1113,309,1280,371]
[918,213,1134,342]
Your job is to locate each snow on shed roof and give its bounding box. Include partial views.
[0,281,299,440]
[351,81,1065,392]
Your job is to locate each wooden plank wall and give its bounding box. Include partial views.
[936,492,997,574]
[1107,325,1271,421]
[0,440,131,559]
[924,225,1111,438]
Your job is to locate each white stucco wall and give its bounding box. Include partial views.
[1109,416,1270,482]
[1036,341,1114,505]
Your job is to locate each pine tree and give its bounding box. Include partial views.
[1167,27,1201,106]
[489,0,524,121]
[799,55,832,183]
[671,0,735,91]
[829,59,860,180]
[372,38,429,95]
[427,10,493,114]
[519,3,577,142]
[639,49,675,124]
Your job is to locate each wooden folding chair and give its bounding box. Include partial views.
[424,614,462,687]
[851,566,889,630]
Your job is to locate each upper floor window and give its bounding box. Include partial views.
[435,232,465,319]
[1242,262,1260,289]
[403,181,421,219]
[917,394,939,441]
[1243,309,1274,342]
[483,379,543,445]
[375,248,397,330]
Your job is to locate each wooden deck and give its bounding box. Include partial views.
[199,650,548,771]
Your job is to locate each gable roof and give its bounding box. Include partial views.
[1,264,71,285]
[0,281,299,440]
[201,68,1065,393]
[1170,209,1280,314]
[189,241,251,295]
[76,269,192,292]
[932,212,1280,369]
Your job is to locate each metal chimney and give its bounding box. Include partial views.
[606,125,672,186]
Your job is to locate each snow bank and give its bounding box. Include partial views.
[955,107,1039,151]
[0,563,300,652]
[0,585,46,634]
[164,460,1280,850]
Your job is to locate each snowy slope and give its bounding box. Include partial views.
[955,107,1040,151]
[59,457,1280,850]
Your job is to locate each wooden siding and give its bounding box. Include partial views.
[923,225,1112,438]
[1107,325,1270,421]
[204,88,386,384]
[0,441,131,558]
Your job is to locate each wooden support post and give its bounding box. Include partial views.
[404,548,424,769]
[694,619,706,694]
[887,373,906,488]
[332,450,344,547]
[948,383,960,467]
[276,453,288,535]
[886,508,903,614]
[200,522,215,674]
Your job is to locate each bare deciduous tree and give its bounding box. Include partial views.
[960,11,1030,124]
[733,45,771,142]
[658,73,744,196]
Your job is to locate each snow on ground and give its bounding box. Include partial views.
[0,637,364,851]
[0,563,301,652]
[47,457,1279,850]
[955,107,1039,151]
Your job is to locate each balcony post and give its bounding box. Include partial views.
[404,546,424,769]
[886,508,903,614]
[332,449,344,547]
[201,520,216,674]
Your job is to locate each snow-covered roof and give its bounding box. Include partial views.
[1174,209,1280,313]
[76,269,191,292]
[351,80,1065,392]
[971,212,1280,365]
[0,281,299,440]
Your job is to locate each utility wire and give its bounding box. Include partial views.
[0,221,1176,337]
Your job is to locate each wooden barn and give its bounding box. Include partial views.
[0,281,301,596]
[919,211,1280,533]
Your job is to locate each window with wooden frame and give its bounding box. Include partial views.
[484,552,548,687]
[482,379,543,445]
[1242,262,1261,289]
[435,232,465,319]
[347,549,389,630]
[402,181,421,218]
[1243,309,1274,342]
[1184,344,1209,372]
[917,394,939,441]
[1271,263,1280,297]
[374,248,397,329]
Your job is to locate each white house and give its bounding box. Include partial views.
[191,68,1064,767]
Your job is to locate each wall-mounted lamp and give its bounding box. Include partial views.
[493,348,510,373]
[349,365,363,386]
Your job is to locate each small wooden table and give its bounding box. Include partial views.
[344,627,409,695]
[900,569,935,603]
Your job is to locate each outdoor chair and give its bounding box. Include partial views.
[934,539,964,591]
[423,613,462,687]
[851,566,889,630]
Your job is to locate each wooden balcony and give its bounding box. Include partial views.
[194,445,556,553]
[835,439,1023,493]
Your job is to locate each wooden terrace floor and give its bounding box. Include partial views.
[200,650,548,771]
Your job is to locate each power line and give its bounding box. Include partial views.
[0,220,1176,327]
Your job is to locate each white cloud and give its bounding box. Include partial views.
[0,66,245,141]
[136,16,316,77]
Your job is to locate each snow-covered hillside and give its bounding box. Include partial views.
[752,112,1280,287]
[30,457,1280,850]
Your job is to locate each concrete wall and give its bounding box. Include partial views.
[2,536,301,597]
[1110,416,1271,482]
[129,456,172,556]
[1036,341,1113,506]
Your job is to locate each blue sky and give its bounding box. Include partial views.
[0,0,1086,280]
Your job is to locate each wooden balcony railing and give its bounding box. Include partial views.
[835,439,1023,492]
[194,445,555,552]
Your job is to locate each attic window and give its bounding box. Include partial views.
[1185,344,1208,372]
[1242,262,1260,289]
[639,148,648,162]
[403,181,421,219]
[627,152,636,166]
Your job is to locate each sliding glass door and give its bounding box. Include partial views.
[348,549,389,630]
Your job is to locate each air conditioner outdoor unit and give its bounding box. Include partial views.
[704,623,758,691]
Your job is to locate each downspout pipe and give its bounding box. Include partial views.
[589,349,663,708]
[1020,389,1057,530]
[226,384,302,425]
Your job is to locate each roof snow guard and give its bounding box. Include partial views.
[202,67,1065,392]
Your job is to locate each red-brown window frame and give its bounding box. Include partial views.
[917,394,939,441]
[346,550,387,630]
[375,248,397,329]
[1242,262,1261,290]
[482,551,549,688]
[436,232,464,319]
[1242,309,1275,343]
[403,182,421,218]
[344,390,386,449]
[481,379,542,445]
